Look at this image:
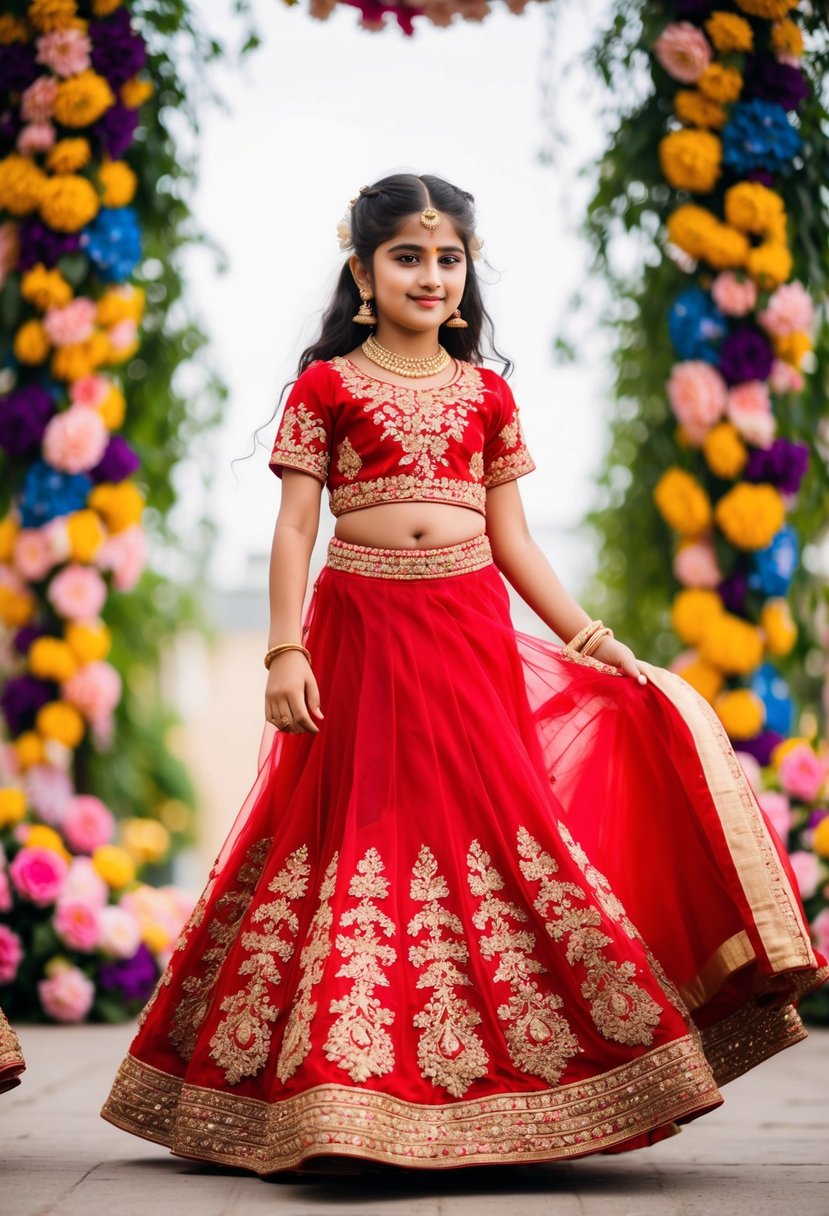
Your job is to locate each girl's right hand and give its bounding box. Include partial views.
[265,652,324,734]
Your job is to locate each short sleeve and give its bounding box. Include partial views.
[482,376,536,488]
[269,362,333,483]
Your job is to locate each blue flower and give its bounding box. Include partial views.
[80,206,141,282]
[722,100,802,175]
[747,524,799,598]
[19,459,92,528]
[668,287,727,363]
[750,661,793,737]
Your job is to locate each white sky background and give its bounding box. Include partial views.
[181,0,615,624]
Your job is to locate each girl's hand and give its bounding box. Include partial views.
[265,652,324,734]
[590,636,648,685]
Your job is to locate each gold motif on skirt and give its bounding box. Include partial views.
[277,852,340,1084]
[407,845,489,1097]
[209,846,311,1085]
[324,847,397,1083]
[466,839,581,1084]
[168,838,272,1061]
[517,827,662,1047]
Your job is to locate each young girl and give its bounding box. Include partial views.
[102,173,826,1175]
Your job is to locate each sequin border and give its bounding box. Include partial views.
[325,533,493,580]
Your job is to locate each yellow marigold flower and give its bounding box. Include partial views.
[666,204,718,260]
[674,89,727,130]
[98,160,137,208]
[39,175,99,233]
[703,422,748,480]
[13,319,50,365]
[89,482,145,533]
[672,588,724,646]
[97,284,145,327]
[813,816,829,860]
[715,483,786,550]
[36,701,84,748]
[0,788,26,829]
[714,689,765,739]
[0,15,31,43]
[653,467,713,537]
[735,0,797,18]
[51,338,103,383]
[773,331,811,368]
[122,818,171,866]
[746,242,793,290]
[14,732,45,770]
[698,64,743,105]
[761,599,797,657]
[771,18,803,57]
[99,383,126,430]
[705,11,753,53]
[699,612,765,674]
[21,263,72,311]
[0,517,18,563]
[53,70,115,128]
[677,657,724,704]
[28,0,78,33]
[659,130,722,193]
[92,844,135,889]
[24,824,71,862]
[770,736,810,767]
[66,509,106,562]
[92,0,123,14]
[65,619,112,663]
[699,223,749,270]
[0,583,35,627]
[121,77,153,109]
[29,637,79,683]
[0,154,47,215]
[46,138,91,175]
[724,182,786,236]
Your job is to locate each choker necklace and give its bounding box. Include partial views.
[361,334,452,379]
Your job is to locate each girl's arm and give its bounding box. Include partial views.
[265,469,326,733]
[485,480,647,683]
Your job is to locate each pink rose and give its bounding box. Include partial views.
[0,871,12,914]
[38,963,95,1023]
[62,794,115,854]
[13,527,55,581]
[673,539,722,588]
[21,75,59,123]
[17,122,56,155]
[812,908,829,958]
[63,856,108,907]
[653,22,712,83]
[779,744,828,802]
[69,374,109,409]
[9,845,68,906]
[96,526,147,592]
[42,405,108,474]
[47,564,108,621]
[98,905,142,959]
[108,319,138,353]
[24,763,73,826]
[710,272,758,317]
[54,898,101,952]
[43,298,97,348]
[35,28,92,78]
[0,924,24,984]
[735,751,762,796]
[758,281,814,339]
[62,662,122,726]
[758,790,792,842]
[727,380,776,448]
[668,361,728,443]
[788,850,821,901]
[769,359,805,395]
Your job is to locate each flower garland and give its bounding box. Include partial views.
[287,0,545,36]
[0,0,189,1021]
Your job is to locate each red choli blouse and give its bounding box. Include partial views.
[268,357,535,518]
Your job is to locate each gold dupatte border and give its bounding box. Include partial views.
[679,932,756,1012]
[0,1010,24,1092]
[101,1035,721,1174]
[700,989,822,1086]
[325,533,493,580]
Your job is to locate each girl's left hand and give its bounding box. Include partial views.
[590,636,648,685]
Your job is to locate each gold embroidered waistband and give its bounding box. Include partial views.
[326,533,493,580]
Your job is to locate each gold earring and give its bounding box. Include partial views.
[444,308,468,329]
[352,287,376,326]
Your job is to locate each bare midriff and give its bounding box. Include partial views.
[334,501,486,550]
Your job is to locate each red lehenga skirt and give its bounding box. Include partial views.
[101,534,827,1173]
[0,1009,25,1095]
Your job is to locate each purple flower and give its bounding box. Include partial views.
[674,0,714,15]
[745,168,775,188]
[90,9,147,86]
[17,217,81,271]
[744,438,809,496]
[13,625,50,656]
[718,569,749,616]
[807,808,829,830]
[92,102,139,160]
[0,44,38,95]
[719,327,774,385]
[743,55,810,113]
[0,384,55,458]
[99,944,158,1005]
[0,674,54,737]
[737,729,785,767]
[91,436,141,483]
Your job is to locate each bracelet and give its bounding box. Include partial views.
[264,643,312,670]
[581,627,613,658]
[565,620,605,654]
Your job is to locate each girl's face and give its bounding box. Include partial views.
[352,211,468,336]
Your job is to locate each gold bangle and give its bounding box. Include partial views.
[581,627,613,658]
[264,643,312,670]
[566,620,604,654]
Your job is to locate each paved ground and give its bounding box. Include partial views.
[1,1022,827,1216]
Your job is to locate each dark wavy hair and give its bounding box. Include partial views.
[298,172,511,376]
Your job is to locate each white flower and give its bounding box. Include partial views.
[98,904,142,959]
[336,214,353,251]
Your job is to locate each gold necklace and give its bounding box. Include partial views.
[361,334,452,379]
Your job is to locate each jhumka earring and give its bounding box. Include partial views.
[444,308,468,329]
[352,287,376,326]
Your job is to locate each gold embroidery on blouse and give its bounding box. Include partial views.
[330,474,486,517]
[468,450,484,479]
[517,827,662,1047]
[499,416,521,449]
[466,839,581,1084]
[483,447,536,489]
[168,838,272,1061]
[276,852,340,1083]
[324,847,397,1083]
[335,436,362,479]
[208,846,310,1085]
[407,845,489,1097]
[270,402,329,481]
